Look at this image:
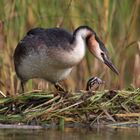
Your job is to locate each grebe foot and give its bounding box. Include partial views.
[18,81,25,94]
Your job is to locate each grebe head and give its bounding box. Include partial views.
[74,26,119,75]
[85,30,119,75]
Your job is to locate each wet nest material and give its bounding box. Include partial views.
[0,88,140,128]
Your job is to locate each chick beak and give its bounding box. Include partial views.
[101,53,119,75]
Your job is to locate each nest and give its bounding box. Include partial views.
[0,88,140,128]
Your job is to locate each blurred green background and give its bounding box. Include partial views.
[0,0,139,95]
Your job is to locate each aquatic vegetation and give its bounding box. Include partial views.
[0,89,140,126]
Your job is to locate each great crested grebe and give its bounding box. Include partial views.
[14,26,119,92]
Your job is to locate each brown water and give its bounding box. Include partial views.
[0,127,140,140]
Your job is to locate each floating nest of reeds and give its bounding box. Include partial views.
[0,88,140,128]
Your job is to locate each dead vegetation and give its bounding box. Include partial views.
[0,88,140,127]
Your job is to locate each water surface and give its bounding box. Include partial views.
[0,127,140,140]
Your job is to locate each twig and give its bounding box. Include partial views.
[103,109,116,122]
[115,113,140,117]
[0,90,6,97]
[24,95,61,112]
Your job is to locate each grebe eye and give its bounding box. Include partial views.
[101,52,106,60]
[101,52,104,57]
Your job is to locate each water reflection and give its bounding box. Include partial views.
[0,127,139,140]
